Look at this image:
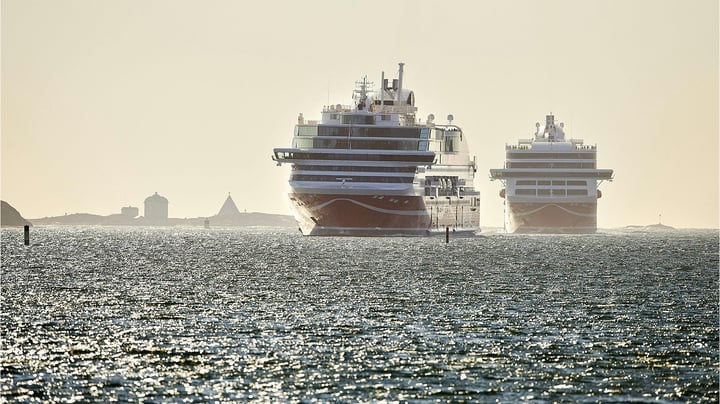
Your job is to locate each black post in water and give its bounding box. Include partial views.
[445,226,449,243]
[24,225,30,246]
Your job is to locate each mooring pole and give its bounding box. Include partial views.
[24,225,30,246]
[445,225,449,243]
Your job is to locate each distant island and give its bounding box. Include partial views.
[1,199,296,228]
[29,211,296,228]
[623,223,677,231]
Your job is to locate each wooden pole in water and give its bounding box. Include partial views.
[24,225,29,245]
[445,225,449,243]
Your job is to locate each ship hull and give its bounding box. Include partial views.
[505,198,599,233]
[424,197,481,235]
[288,193,432,236]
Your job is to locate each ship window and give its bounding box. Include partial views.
[551,180,566,186]
[538,180,551,185]
[506,152,596,159]
[552,189,566,196]
[567,189,588,195]
[317,126,350,137]
[353,127,421,138]
[516,189,536,195]
[319,126,421,138]
[420,128,430,139]
[516,180,535,186]
[418,140,428,151]
[538,189,551,195]
[507,162,591,169]
[294,138,315,148]
[312,138,349,149]
[340,115,375,124]
[351,139,419,151]
[297,125,318,137]
[567,180,587,186]
[444,134,459,152]
[294,165,416,173]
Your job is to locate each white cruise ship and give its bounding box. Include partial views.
[490,114,613,233]
[272,63,480,236]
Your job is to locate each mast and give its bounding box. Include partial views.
[397,62,404,106]
[380,71,385,108]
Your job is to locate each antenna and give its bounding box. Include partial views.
[380,71,385,108]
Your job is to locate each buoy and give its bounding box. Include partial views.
[24,225,29,245]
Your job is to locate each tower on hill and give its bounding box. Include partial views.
[144,192,168,220]
[217,193,240,216]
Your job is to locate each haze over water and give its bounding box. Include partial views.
[2,227,717,402]
[2,0,717,228]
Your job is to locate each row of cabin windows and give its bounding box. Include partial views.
[293,138,460,153]
[516,180,588,186]
[515,189,589,196]
[506,152,596,159]
[297,126,439,140]
[290,175,413,183]
[507,162,597,169]
[336,114,399,123]
[275,151,435,163]
[297,126,456,142]
[304,126,424,138]
[294,138,427,151]
[293,165,418,173]
[340,115,375,124]
[493,172,608,178]
[294,126,460,152]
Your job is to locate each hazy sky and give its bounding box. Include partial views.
[2,0,718,228]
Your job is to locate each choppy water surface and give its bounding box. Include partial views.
[1,226,718,402]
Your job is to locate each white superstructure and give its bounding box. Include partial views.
[273,63,480,236]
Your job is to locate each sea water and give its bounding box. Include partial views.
[1,226,717,402]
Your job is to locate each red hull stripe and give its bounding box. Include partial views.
[507,202,598,232]
[289,193,430,232]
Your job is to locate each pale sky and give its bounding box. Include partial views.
[2,0,718,228]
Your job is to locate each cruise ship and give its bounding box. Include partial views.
[272,63,480,236]
[489,114,613,233]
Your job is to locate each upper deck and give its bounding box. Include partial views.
[491,114,614,180]
[279,64,468,157]
[504,115,603,160]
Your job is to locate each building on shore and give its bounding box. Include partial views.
[121,206,139,218]
[144,192,168,220]
[217,193,241,216]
